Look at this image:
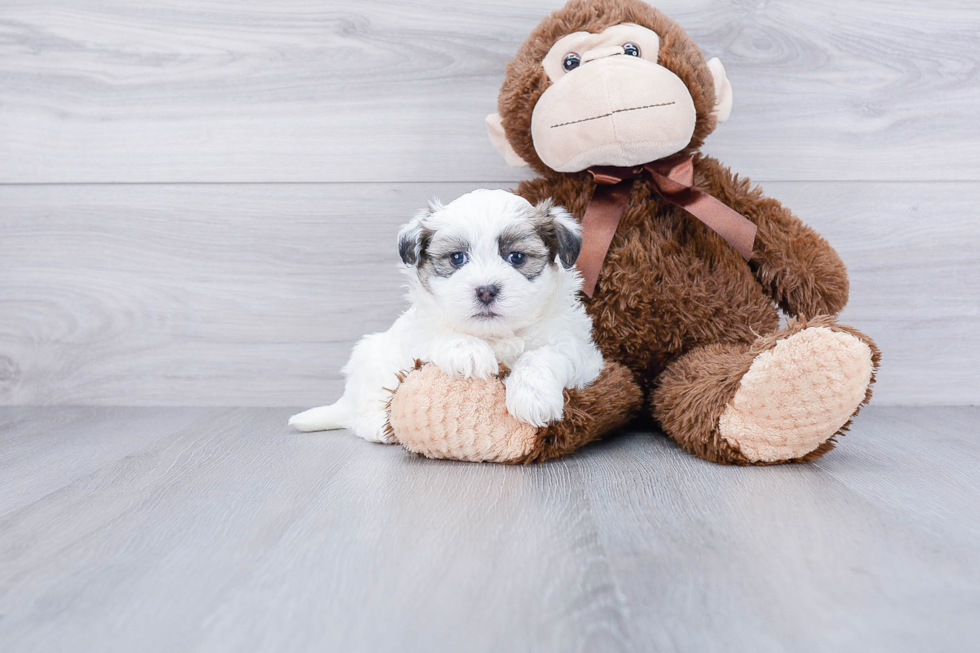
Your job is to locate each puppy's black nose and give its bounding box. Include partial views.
[475,285,500,305]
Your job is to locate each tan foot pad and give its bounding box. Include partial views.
[388,364,538,463]
[719,327,874,463]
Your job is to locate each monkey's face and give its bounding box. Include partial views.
[487,2,733,175]
[532,24,696,172]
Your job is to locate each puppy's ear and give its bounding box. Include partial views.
[533,199,582,269]
[397,203,438,266]
[397,220,423,266]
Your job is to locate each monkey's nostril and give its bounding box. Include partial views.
[475,285,500,305]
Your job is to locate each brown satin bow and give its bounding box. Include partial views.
[576,154,758,297]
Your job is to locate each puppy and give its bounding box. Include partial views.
[288,188,604,443]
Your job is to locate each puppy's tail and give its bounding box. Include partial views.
[288,401,350,432]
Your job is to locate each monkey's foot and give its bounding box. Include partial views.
[386,361,642,464]
[718,324,875,463]
[387,364,539,463]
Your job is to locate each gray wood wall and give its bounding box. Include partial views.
[1,0,978,406]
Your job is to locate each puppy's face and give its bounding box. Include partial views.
[398,189,582,338]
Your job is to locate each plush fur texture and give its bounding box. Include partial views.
[513,359,644,463]
[389,359,643,464]
[289,189,604,441]
[652,316,880,465]
[498,0,720,176]
[388,361,540,463]
[718,326,874,463]
[386,0,880,465]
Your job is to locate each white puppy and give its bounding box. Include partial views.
[288,188,604,443]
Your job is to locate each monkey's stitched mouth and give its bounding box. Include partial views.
[550,101,676,129]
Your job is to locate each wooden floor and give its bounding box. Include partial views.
[1,406,977,652]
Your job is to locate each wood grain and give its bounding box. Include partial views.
[571,406,980,653]
[1,0,978,183]
[0,407,633,652]
[0,405,218,516]
[0,406,977,652]
[1,181,976,407]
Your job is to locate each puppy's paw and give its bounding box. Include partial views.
[504,368,565,427]
[431,337,499,379]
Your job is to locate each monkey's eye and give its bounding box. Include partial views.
[562,53,581,72]
[449,252,468,267]
[506,252,526,266]
[623,43,640,57]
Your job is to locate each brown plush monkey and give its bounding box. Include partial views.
[388,0,880,465]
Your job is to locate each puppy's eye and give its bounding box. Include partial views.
[449,252,468,267]
[623,43,640,57]
[562,53,581,72]
[506,252,526,266]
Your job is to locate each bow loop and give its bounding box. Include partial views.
[577,154,757,297]
[588,166,644,185]
[643,155,694,191]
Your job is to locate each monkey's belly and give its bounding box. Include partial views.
[586,243,779,379]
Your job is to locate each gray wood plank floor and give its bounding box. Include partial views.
[1,406,977,653]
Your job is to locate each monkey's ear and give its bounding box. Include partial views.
[707,58,733,123]
[486,113,529,167]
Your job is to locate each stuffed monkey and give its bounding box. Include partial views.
[388,0,880,465]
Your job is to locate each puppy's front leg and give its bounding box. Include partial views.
[504,347,568,427]
[429,335,499,380]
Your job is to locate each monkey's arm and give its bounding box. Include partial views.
[696,155,849,318]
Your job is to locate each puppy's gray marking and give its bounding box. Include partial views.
[497,224,551,281]
[426,236,470,278]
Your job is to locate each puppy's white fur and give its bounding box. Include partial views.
[288,189,603,442]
